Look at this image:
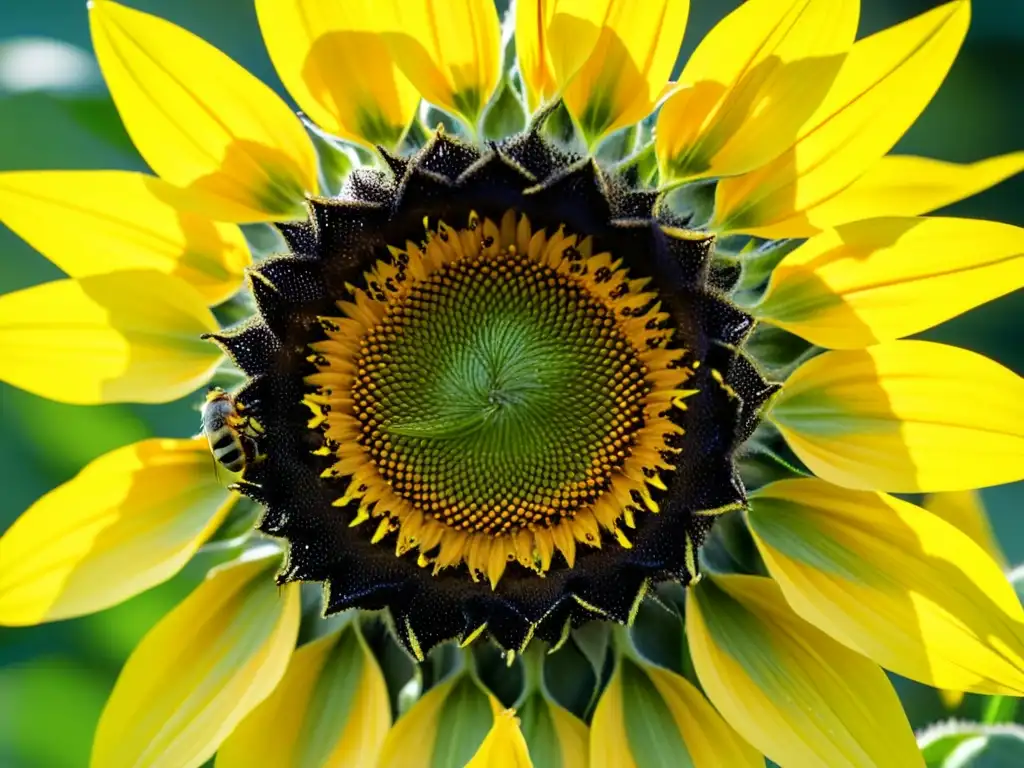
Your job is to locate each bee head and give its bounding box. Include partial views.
[205,386,228,404]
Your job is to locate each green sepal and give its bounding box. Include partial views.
[360,614,415,720]
[919,721,1024,767]
[699,509,767,578]
[540,100,586,153]
[733,238,801,297]
[543,634,600,720]
[431,673,496,768]
[401,117,431,153]
[421,105,466,141]
[517,692,563,768]
[660,180,715,228]
[629,597,688,678]
[596,124,637,165]
[612,140,658,187]
[198,495,261,549]
[473,642,523,707]
[742,323,815,378]
[240,222,286,261]
[738,423,811,492]
[618,655,696,768]
[303,118,358,196]
[570,621,612,716]
[482,79,527,141]
[982,696,1019,725]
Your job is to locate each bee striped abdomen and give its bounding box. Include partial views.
[211,431,246,472]
[202,388,255,475]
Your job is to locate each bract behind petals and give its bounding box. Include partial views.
[216,623,391,767]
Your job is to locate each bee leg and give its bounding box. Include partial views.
[240,434,267,465]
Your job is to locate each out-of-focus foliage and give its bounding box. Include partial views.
[0,1,1020,765]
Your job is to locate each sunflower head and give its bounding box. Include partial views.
[210,126,776,657]
[4,1,1024,766]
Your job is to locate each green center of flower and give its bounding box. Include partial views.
[352,251,650,535]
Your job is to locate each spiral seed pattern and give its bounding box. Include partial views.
[351,251,650,535]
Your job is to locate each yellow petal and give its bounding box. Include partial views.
[518,692,588,768]
[216,623,391,768]
[772,341,1024,492]
[714,0,971,238]
[645,664,763,768]
[657,0,857,183]
[748,478,1024,695]
[0,271,221,404]
[89,0,317,222]
[688,573,923,768]
[91,554,300,768]
[377,674,502,768]
[254,0,419,149]
[515,0,557,113]
[591,654,760,768]
[378,0,501,127]
[792,152,1024,230]
[0,171,250,305]
[939,688,965,710]
[0,439,233,626]
[465,709,533,768]
[589,666,638,768]
[376,678,454,768]
[925,490,1006,568]
[548,698,589,768]
[556,0,690,145]
[757,216,1024,348]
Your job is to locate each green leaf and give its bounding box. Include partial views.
[946,730,1024,767]
[982,696,1019,725]
[918,722,1024,767]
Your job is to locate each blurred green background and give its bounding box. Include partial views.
[0,1,1020,765]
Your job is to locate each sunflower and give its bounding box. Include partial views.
[1,0,1023,765]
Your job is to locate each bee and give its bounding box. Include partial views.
[201,387,264,475]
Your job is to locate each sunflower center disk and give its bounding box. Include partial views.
[354,252,648,535]
[307,212,693,585]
